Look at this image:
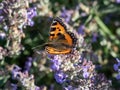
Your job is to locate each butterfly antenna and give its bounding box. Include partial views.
[32,42,49,50]
[38,31,45,40]
[32,30,48,50]
[32,44,43,50]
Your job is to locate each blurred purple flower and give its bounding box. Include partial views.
[60,7,73,23]
[49,49,111,89]
[11,83,18,90]
[49,84,54,90]
[54,71,67,84]
[0,16,4,23]
[113,58,120,80]
[64,85,73,90]
[50,58,61,71]
[116,74,120,79]
[82,66,90,78]
[113,58,120,71]
[11,65,21,79]
[83,71,89,78]
[12,65,21,72]
[3,26,8,31]
[92,32,98,42]
[27,7,37,19]
[51,62,60,71]
[116,0,120,3]
[0,32,6,39]
[81,12,87,17]
[27,19,34,26]
[77,24,85,35]
[35,86,41,90]
[27,7,37,26]
[24,57,33,72]
[114,64,119,71]
[0,8,5,23]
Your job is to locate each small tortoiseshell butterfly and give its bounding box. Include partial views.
[45,17,77,54]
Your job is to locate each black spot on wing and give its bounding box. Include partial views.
[50,34,55,36]
[50,27,56,31]
[57,33,62,36]
[57,33,65,39]
[53,17,67,30]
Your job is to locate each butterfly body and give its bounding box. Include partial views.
[45,17,77,54]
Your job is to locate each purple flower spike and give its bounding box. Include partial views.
[60,7,73,23]
[82,66,90,78]
[24,57,33,72]
[113,64,119,71]
[83,72,89,78]
[113,58,120,71]
[27,7,37,26]
[113,58,120,80]
[116,74,120,80]
[0,32,6,39]
[51,62,60,71]
[0,16,4,23]
[92,32,98,42]
[11,83,18,90]
[54,72,67,84]
[50,56,61,71]
[78,24,85,35]
[27,7,37,19]
[11,65,21,79]
[64,85,73,90]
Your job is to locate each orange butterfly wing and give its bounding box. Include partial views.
[45,17,77,54]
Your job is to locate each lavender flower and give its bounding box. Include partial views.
[113,58,120,80]
[11,83,18,90]
[92,32,98,42]
[0,32,6,39]
[27,7,37,26]
[60,7,73,23]
[54,71,68,84]
[0,0,37,59]
[50,56,61,71]
[116,74,120,80]
[11,65,21,79]
[11,65,39,90]
[24,57,33,72]
[0,16,4,23]
[77,24,85,35]
[116,0,120,3]
[49,33,111,89]
[64,85,73,90]
[114,58,120,71]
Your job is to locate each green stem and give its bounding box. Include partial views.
[94,15,119,45]
[94,16,112,36]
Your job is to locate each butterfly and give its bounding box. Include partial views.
[44,17,77,54]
